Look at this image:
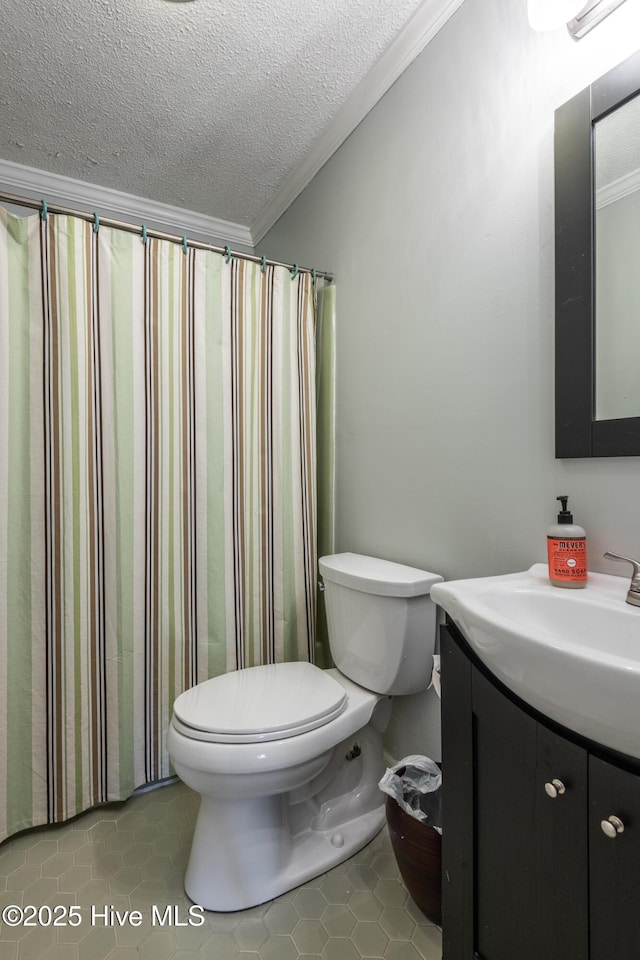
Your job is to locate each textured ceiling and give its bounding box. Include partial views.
[1,0,425,229]
[595,93,640,191]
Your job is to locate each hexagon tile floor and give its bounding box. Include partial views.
[0,780,442,960]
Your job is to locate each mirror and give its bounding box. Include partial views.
[594,95,640,421]
[555,49,640,457]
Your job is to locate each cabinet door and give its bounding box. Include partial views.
[473,669,588,960]
[441,625,474,960]
[589,755,640,960]
[536,724,589,959]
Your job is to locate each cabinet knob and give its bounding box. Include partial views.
[601,815,625,838]
[544,779,566,799]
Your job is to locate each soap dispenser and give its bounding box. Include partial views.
[547,495,587,588]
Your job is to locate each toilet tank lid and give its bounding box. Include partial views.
[319,553,443,598]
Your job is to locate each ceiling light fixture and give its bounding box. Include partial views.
[527,0,586,30]
[528,0,628,37]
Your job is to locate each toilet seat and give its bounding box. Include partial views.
[172,661,348,744]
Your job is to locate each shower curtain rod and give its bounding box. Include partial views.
[0,190,334,283]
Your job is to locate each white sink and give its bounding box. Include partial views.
[431,563,640,760]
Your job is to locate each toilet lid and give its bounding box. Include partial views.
[172,661,348,743]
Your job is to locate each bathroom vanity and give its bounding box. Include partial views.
[440,619,640,960]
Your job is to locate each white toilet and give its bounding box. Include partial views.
[167,552,443,911]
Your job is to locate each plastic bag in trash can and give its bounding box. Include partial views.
[378,755,442,834]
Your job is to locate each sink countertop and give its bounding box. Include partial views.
[432,564,640,760]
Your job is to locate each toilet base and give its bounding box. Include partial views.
[179,714,390,912]
[185,797,385,911]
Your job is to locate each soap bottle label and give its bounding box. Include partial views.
[547,536,587,582]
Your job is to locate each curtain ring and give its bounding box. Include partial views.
[311,268,317,281]
[40,199,48,222]
[92,211,100,234]
[290,263,299,280]
[141,224,148,245]
[182,234,188,255]
[260,255,267,273]
[224,245,232,264]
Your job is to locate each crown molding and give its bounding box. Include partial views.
[251,0,465,244]
[596,166,640,209]
[0,158,254,249]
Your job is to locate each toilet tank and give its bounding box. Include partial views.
[318,553,443,696]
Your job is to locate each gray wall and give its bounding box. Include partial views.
[263,0,640,761]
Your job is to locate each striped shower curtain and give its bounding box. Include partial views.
[0,207,320,841]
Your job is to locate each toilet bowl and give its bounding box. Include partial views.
[167,553,442,911]
[168,664,391,911]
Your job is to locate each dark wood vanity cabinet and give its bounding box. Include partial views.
[440,622,640,960]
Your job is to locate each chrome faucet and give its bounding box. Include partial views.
[603,552,640,607]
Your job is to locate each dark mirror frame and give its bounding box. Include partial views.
[555,49,640,458]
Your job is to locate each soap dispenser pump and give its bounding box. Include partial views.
[547,495,587,588]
